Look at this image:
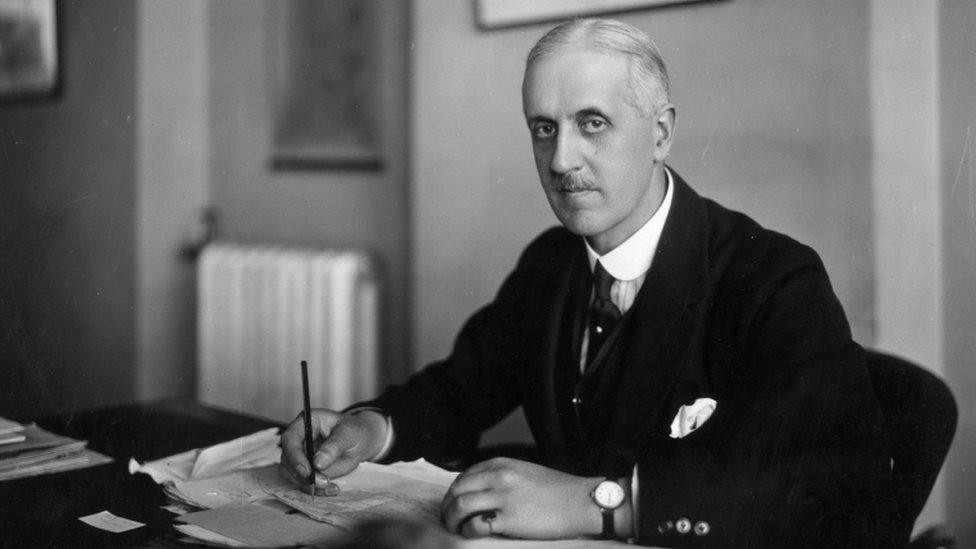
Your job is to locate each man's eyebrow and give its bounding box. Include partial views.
[525,115,554,126]
[576,107,610,121]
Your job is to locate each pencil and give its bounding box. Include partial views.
[301,360,315,503]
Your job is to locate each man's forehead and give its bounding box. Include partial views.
[522,48,631,118]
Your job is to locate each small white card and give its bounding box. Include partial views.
[78,510,145,533]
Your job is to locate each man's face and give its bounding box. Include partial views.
[522,47,671,254]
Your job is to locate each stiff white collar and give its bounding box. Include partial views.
[585,167,674,281]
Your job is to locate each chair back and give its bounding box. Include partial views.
[866,351,957,544]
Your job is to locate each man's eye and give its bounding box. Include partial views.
[581,118,607,133]
[532,123,556,139]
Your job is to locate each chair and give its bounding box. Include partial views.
[865,350,958,547]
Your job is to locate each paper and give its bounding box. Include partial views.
[265,460,458,529]
[173,524,249,547]
[164,463,283,509]
[0,416,24,435]
[190,427,281,479]
[179,503,341,547]
[128,448,197,484]
[160,503,193,516]
[0,448,112,482]
[0,423,85,458]
[462,539,630,548]
[128,427,280,484]
[78,510,145,533]
[0,432,26,446]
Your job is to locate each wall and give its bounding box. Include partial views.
[0,0,137,419]
[207,1,412,390]
[940,1,976,544]
[135,0,210,401]
[411,0,874,444]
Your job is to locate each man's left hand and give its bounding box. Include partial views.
[440,458,603,539]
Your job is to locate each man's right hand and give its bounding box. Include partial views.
[279,408,388,488]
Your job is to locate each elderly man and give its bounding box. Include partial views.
[281,18,890,547]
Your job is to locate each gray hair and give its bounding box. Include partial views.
[525,18,670,116]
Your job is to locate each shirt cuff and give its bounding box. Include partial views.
[346,406,394,462]
[631,463,640,541]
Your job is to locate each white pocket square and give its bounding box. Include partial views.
[669,397,717,439]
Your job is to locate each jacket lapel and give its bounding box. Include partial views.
[603,170,712,450]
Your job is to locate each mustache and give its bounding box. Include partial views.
[552,172,596,192]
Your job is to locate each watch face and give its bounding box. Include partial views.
[594,480,625,509]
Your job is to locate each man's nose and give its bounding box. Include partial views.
[550,131,583,174]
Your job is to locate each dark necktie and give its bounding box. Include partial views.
[586,261,622,367]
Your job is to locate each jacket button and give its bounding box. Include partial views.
[675,518,692,534]
[694,521,710,536]
[657,520,674,534]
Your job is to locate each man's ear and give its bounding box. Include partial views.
[652,104,676,161]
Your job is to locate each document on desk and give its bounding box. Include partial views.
[165,463,283,509]
[179,502,340,547]
[265,461,456,529]
[168,459,456,547]
[154,454,457,529]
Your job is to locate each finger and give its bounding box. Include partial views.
[280,418,313,477]
[317,453,362,479]
[280,411,336,477]
[442,489,498,535]
[441,469,498,518]
[448,468,497,497]
[459,510,501,539]
[312,473,342,496]
[312,425,359,474]
[459,457,512,476]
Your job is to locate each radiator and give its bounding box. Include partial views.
[197,242,379,423]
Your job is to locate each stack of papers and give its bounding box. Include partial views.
[0,417,27,446]
[0,417,112,481]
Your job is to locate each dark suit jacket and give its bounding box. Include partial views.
[363,171,892,547]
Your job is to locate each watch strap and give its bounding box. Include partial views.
[601,506,616,540]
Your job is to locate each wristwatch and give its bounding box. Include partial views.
[591,478,625,539]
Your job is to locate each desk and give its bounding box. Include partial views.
[0,399,280,548]
[0,401,637,549]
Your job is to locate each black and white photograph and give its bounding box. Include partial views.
[0,1,972,547]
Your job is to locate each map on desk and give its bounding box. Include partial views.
[264,465,451,528]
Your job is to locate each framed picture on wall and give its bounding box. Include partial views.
[0,0,60,102]
[270,0,383,171]
[477,0,717,29]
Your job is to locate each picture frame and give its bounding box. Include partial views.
[476,0,717,30]
[0,0,60,102]
[269,0,383,171]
